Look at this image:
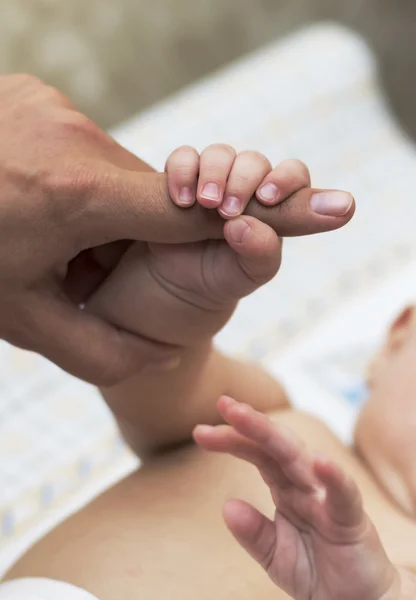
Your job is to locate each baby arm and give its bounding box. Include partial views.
[86,145,352,457]
[88,147,299,455]
[89,153,298,457]
[100,344,288,458]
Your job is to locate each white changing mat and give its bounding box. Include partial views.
[0,578,98,599]
[2,22,416,572]
[267,259,416,445]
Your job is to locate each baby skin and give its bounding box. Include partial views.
[88,146,354,349]
[88,143,416,598]
[6,147,415,600]
[84,147,416,596]
[87,146,354,454]
[356,305,416,518]
[196,396,416,600]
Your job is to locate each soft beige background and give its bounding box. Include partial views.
[0,0,415,135]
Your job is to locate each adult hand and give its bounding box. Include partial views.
[0,74,355,384]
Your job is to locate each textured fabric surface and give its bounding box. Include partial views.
[268,259,416,444]
[1,23,416,570]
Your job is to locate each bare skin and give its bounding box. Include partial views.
[88,149,320,454]
[3,147,374,598]
[0,77,354,385]
[195,397,416,600]
[5,408,416,600]
[356,305,416,518]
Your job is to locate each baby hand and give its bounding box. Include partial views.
[195,398,408,600]
[166,144,309,217]
[88,147,314,348]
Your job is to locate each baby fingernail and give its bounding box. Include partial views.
[178,187,194,206]
[227,218,251,243]
[221,196,242,217]
[201,182,220,201]
[310,191,353,216]
[257,182,280,204]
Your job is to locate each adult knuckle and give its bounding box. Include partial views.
[19,79,65,110]
[25,108,98,153]
[56,111,103,139]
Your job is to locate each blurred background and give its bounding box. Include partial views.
[1,0,415,136]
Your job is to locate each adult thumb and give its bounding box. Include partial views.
[78,169,355,247]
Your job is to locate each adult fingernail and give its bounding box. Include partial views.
[227,218,251,243]
[220,196,242,217]
[310,191,353,216]
[201,182,220,202]
[257,183,280,204]
[178,187,194,206]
